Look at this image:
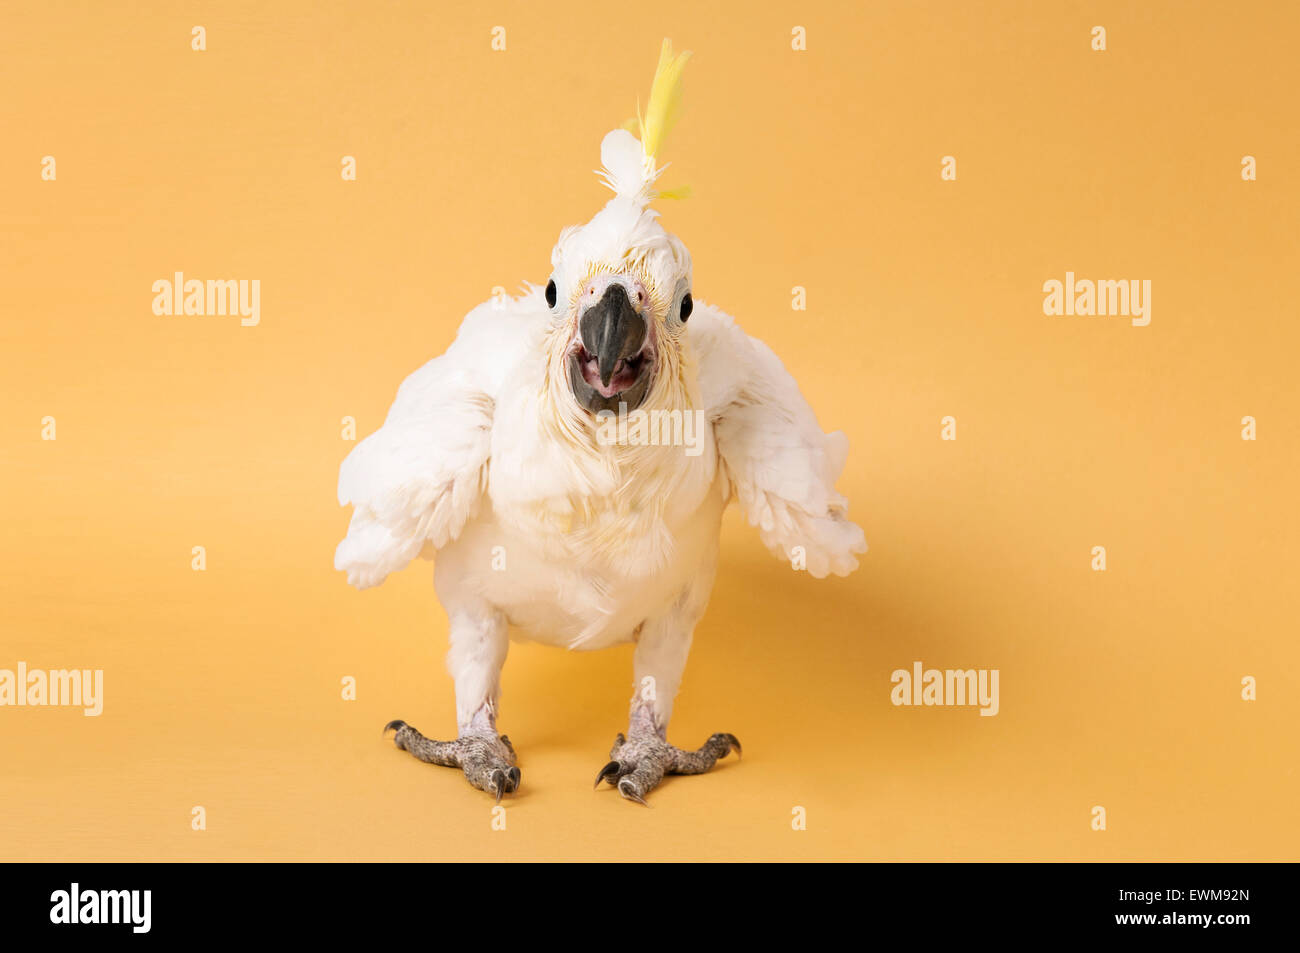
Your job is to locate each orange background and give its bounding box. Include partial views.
[1,0,1296,860]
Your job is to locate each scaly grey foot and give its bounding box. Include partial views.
[593,731,741,805]
[384,719,520,802]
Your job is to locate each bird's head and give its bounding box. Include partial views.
[543,40,695,419]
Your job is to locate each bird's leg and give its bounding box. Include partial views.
[385,605,520,801]
[593,599,741,805]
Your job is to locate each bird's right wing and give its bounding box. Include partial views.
[334,295,540,589]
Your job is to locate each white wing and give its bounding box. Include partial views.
[334,293,543,589]
[690,302,867,578]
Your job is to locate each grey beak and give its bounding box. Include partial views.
[579,284,647,387]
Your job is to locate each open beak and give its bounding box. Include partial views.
[568,283,654,412]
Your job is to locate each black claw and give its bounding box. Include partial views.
[725,733,742,759]
[594,760,622,789]
[507,766,521,792]
[617,779,649,806]
[490,768,507,804]
[383,719,407,735]
[609,732,628,759]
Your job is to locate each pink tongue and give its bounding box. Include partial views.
[583,357,634,398]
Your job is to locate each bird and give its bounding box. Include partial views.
[335,39,867,805]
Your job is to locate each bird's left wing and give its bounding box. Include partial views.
[691,302,867,578]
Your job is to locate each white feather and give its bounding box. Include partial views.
[689,302,868,579]
[598,129,653,201]
[333,295,543,588]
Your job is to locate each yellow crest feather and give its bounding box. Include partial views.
[636,39,692,162]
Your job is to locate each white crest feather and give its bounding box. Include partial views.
[597,129,656,202]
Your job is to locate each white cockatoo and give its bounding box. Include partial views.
[335,40,866,804]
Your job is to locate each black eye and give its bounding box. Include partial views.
[545,279,558,309]
[679,293,693,322]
